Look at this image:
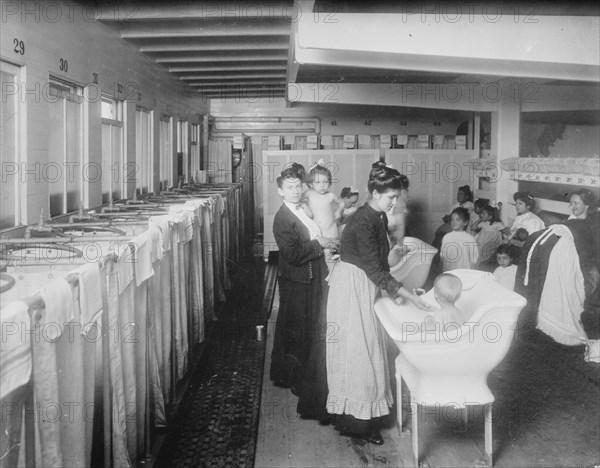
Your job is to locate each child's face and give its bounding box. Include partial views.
[311,173,330,194]
[373,189,400,212]
[450,213,467,231]
[481,210,491,222]
[278,178,303,204]
[515,199,529,215]
[497,253,512,268]
[345,194,359,208]
[457,190,468,204]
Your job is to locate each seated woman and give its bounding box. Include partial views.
[432,185,475,251]
[569,188,598,221]
[565,189,599,300]
[502,191,546,243]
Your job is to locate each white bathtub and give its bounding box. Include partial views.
[388,236,438,291]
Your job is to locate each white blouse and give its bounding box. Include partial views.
[509,211,545,239]
[284,201,322,240]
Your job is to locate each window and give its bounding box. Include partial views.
[135,107,153,194]
[190,123,200,181]
[48,77,84,216]
[0,61,23,228]
[159,115,172,190]
[177,120,189,183]
[101,96,124,204]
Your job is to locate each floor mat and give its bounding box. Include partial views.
[155,257,277,467]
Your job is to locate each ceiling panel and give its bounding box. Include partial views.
[297,65,464,83]
[95,1,293,99]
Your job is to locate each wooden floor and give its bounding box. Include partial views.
[255,284,600,468]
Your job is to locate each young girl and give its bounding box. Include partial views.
[476,205,504,232]
[468,199,488,234]
[493,244,518,291]
[475,205,505,262]
[433,185,475,249]
[326,164,433,445]
[338,187,359,237]
[303,160,344,244]
[503,191,545,241]
[440,207,479,271]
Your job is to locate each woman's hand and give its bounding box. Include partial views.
[396,288,437,311]
[317,236,339,249]
[408,295,437,311]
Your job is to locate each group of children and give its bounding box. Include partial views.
[437,186,520,292]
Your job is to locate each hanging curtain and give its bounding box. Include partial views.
[208,138,232,183]
[252,137,268,234]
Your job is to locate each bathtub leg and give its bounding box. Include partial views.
[484,403,493,467]
[395,364,403,434]
[411,397,419,467]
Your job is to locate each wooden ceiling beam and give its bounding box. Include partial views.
[170,64,287,73]
[95,3,296,21]
[120,21,291,39]
[155,53,287,63]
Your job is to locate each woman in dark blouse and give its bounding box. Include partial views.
[326,164,433,445]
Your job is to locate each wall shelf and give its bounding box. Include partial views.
[509,170,599,187]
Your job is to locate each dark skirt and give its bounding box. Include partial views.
[269,259,328,421]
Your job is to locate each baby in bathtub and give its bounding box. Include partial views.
[424,273,469,328]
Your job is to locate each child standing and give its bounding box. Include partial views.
[475,205,505,263]
[338,186,360,237]
[340,186,359,222]
[440,207,479,271]
[493,244,518,290]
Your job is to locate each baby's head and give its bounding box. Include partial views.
[340,187,359,207]
[450,207,470,231]
[473,199,488,215]
[307,162,332,194]
[481,205,499,223]
[515,228,529,242]
[433,273,462,306]
[496,244,516,268]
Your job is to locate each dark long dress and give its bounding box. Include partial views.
[269,203,329,421]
